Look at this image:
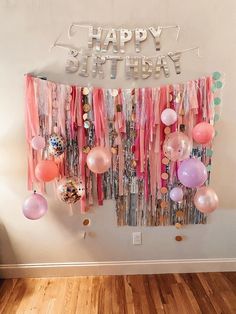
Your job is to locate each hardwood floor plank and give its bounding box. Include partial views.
[146,275,165,313]
[181,273,218,314]
[178,282,201,314]
[15,278,39,314]
[99,276,112,314]
[123,275,135,314]
[0,272,235,314]
[110,275,128,314]
[75,276,93,314]
[1,279,28,314]
[0,278,18,313]
[26,278,57,314]
[223,272,236,295]
[128,275,151,314]
[142,275,159,314]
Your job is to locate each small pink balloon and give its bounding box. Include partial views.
[192,122,215,144]
[178,158,208,188]
[22,192,48,220]
[194,186,219,213]
[31,136,45,150]
[87,146,111,174]
[170,187,184,202]
[163,132,192,161]
[161,108,177,126]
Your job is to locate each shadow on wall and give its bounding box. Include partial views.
[0,223,17,269]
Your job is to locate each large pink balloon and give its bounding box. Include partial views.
[194,186,219,213]
[22,193,48,220]
[31,136,45,150]
[87,146,111,174]
[35,160,59,182]
[161,108,177,126]
[192,122,215,144]
[163,132,192,161]
[178,158,208,188]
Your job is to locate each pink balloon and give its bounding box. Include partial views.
[87,146,111,174]
[163,132,192,161]
[170,187,184,202]
[22,193,48,220]
[194,186,219,213]
[177,158,208,188]
[192,122,215,144]
[35,160,59,182]
[31,136,45,150]
[161,108,177,126]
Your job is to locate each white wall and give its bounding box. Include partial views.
[0,0,236,268]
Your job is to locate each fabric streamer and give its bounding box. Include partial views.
[25,73,223,226]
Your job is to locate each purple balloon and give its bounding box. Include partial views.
[170,187,184,202]
[22,193,48,220]
[177,158,208,188]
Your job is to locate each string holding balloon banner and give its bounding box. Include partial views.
[49,22,202,79]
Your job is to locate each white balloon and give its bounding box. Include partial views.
[161,108,177,126]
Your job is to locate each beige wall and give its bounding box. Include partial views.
[0,0,236,265]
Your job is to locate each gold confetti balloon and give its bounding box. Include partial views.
[57,178,81,204]
[48,134,65,157]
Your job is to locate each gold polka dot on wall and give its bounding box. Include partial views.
[160,187,168,194]
[83,218,91,226]
[161,172,169,180]
[175,235,183,242]
[164,127,171,135]
[162,157,169,165]
[83,103,91,113]
[112,89,119,97]
[83,87,89,95]
[160,200,168,209]
[83,113,88,120]
[116,104,122,112]
[82,146,90,154]
[175,222,182,229]
[176,210,184,218]
[111,147,117,154]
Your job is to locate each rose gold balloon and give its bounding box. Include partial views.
[194,186,219,213]
[35,160,59,182]
[163,132,192,161]
[192,122,215,144]
[86,146,111,174]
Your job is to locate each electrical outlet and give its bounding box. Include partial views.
[132,232,142,245]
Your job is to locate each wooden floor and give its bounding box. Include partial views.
[0,272,236,314]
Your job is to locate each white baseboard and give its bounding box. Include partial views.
[0,258,236,278]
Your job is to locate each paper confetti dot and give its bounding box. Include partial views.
[214,97,221,105]
[214,114,220,123]
[211,85,217,93]
[216,81,223,89]
[207,165,212,172]
[206,149,213,157]
[175,235,183,242]
[213,72,221,80]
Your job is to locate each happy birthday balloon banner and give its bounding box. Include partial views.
[51,24,200,80]
[24,72,223,226]
[68,24,181,52]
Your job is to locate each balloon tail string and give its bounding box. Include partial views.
[69,204,74,216]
